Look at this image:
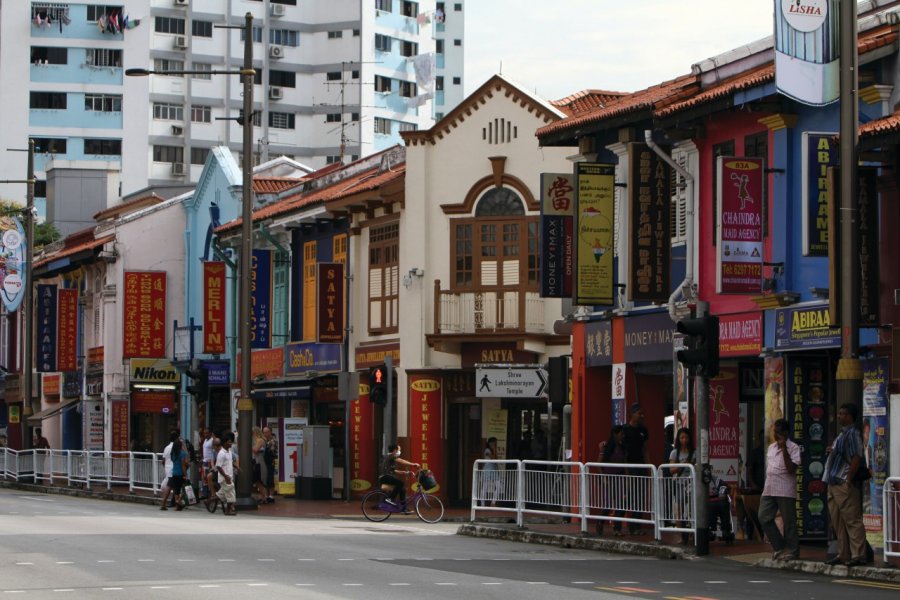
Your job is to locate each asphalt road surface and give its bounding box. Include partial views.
[0,489,896,599]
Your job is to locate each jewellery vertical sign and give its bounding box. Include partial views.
[349,380,376,497]
[627,143,671,302]
[408,374,443,492]
[251,249,273,349]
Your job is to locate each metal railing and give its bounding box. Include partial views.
[885,477,900,563]
[0,447,165,494]
[472,459,691,541]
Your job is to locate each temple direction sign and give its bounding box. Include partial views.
[475,366,548,398]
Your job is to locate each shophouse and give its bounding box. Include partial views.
[537,4,899,545]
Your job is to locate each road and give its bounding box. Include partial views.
[0,489,896,599]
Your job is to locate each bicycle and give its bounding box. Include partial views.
[361,469,445,524]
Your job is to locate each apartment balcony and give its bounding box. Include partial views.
[428,280,563,352]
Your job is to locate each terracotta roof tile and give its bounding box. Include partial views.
[860,111,900,137]
[536,74,698,138]
[253,177,306,195]
[93,194,164,221]
[35,234,115,268]
[551,89,629,116]
[218,164,405,234]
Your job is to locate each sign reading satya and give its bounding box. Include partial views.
[203,261,226,354]
[539,173,575,298]
[123,271,166,358]
[317,263,344,343]
[628,143,671,302]
[717,157,764,294]
[575,163,615,306]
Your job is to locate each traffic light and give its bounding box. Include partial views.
[676,315,720,377]
[185,361,209,399]
[369,364,388,405]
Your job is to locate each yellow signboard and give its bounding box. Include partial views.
[575,163,616,305]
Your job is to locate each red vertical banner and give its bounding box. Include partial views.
[203,261,226,354]
[316,263,344,343]
[123,271,167,358]
[349,379,376,497]
[708,366,740,483]
[56,288,78,371]
[408,374,443,493]
[111,399,129,452]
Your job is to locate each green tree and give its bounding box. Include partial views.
[0,199,62,251]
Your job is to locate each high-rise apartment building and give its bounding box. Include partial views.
[1,0,464,207]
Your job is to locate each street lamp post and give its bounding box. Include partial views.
[128,12,256,508]
[2,140,36,448]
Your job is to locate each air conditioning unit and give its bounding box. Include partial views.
[171,163,186,176]
[174,0,188,6]
[270,46,284,59]
[174,35,188,50]
[271,3,286,17]
[171,125,184,135]
[269,86,283,100]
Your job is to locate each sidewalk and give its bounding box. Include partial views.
[3,479,897,583]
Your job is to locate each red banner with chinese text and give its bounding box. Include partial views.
[203,261,226,354]
[123,271,167,358]
[111,399,129,452]
[57,288,79,371]
[408,374,443,493]
[349,380,376,497]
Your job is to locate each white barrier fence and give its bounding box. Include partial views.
[0,448,166,494]
[885,477,900,563]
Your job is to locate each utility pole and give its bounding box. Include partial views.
[836,0,862,413]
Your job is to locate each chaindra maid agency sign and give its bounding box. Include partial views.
[775,0,840,106]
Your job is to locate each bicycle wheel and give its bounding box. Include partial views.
[206,496,219,514]
[361,491,392,522]
[415,493,444,523]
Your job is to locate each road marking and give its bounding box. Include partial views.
[572,581,595,584]
[257,558,275,562]
[198,585,219,588]
[3,591,25,594]
[526,582,548,585]
[177,559,195,562]
[596,587,637,594]
[835,580,900,591]
[389,583,411,586]
[618,581,639,584]
[55,562,73,565]
[704,581,728,584]
[14,563,33,566]
[342,583,363,587]
[296,558,315,561]
[661,581,684,584]
[101,588,123,591]
[149,587,170,590]
[247,583,268,587]
[218,559,234,562]
[748,581,770,584]
[435,583,457,586]
[136,559,154,562]
[791,580,813,583]
[451,558,471,561]
[97,561,115,564]
[52,590,74,593]
[617,587,660,594]
[338,558,354,561]
[294,584,315,587]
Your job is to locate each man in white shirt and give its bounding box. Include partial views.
[200,428,215,498]
[758,418,801,560]
[159,431,179,510]
[216,431,239,516]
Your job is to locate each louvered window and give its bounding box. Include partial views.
[670,146,692,244]
[451,217,539,291]
[302,241,317,341]
[368,223,399,334]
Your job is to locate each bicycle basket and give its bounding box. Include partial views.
[418,469,438,491]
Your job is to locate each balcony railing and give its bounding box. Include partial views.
[433,281,546,334]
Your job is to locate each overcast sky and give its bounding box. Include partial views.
[464,1,776,101]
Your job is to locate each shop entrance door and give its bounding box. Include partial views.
[447,401,481,506]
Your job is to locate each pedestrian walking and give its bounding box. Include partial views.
[262,426,278,503]
[168,438,189,511]
[215,432,239,516]
[480,437,501,506]
[598,425,627,535]
[623,403,649,535]
[758,418,801,560]
[252,426,267,503]
[200,428,215,499]
[823,403,869,566]
[159,430,179,510]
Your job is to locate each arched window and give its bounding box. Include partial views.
[475,187,525,217]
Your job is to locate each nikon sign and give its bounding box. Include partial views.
[130,359,181,385]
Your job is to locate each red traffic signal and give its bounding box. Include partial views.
[368,364,388,405]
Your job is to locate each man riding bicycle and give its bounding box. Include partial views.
[380,444,419,510]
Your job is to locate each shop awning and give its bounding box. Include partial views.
[27,397,80,424]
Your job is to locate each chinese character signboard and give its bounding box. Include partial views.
[574,163,615,306]
[0,216,26,312]
[203,261,226,354]
[539,173,574,298]
[251,249,273,348]
[123,271,167,358]
[408,375,443,491]
[317,263,344,343]
[36,284,57,372]
[717,157,764,293]
[57,288,78,372]
[111,399,129,452]
[584,320,612,367]
[802,132,836,256]
[612,363,626,425]
[627,143,671,302]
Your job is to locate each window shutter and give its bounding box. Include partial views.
[501,259,519,286]
[369,268,383,329]
[671,147,690,243]
[481,260,498,286]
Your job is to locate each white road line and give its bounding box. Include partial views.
[526,582,548,585]
[338,558,354,561]
[705,581,728,584]
[97,561,115,564]
[55,562,73,565]
[792,580,814,583]
[247,583,268,587]
[342,584,363,587]
[101,588,123,591]
[294,584,315,587]
[218,559,234,562]
[389,583,411,586]
[52,590,73,593]
[296,559,315,561]
[451,558,471,561]
[136,559,154,563]
[572,581,594,584]
[198,585,219,588]
[749,580,770,583]
[482,582,503,585]
[491,558,511,561]
[435,583,457,586]
[149,587,170,590]
[257,559,275,562]
[177,559,195,562]
[617,581,638,584]
[14,563,33,566]
[3,591,25,594]
[661,581,683,584]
